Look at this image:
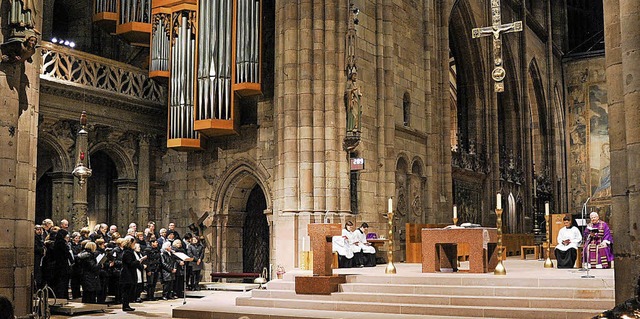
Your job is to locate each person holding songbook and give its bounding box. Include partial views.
[355,223,376,267]
[160,242,177,300]
[583,212,613,269]
[554,215,582,268]
[76,242,102,303]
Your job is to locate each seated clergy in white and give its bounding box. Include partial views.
[355,222,376,267]
[332,234,354,268]
[554,215,582,268]
[342,221,365,267]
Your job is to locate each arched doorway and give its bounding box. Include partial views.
[242,185,269,274]
[35,168,53,224]
[88,151,118,226]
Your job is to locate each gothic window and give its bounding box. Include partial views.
[402,92,410,127]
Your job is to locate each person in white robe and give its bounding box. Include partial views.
[554,215,582,268]
[355,223,376,267]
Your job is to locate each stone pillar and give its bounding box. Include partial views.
[614,0,640,303]
[114,179,137,229]
[137,135,150,222]
[50,172,74,227]
[0,47,41,318]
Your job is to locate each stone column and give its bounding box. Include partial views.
[137,135,150,222]
[50,172,74,227]
[615,0,640,303]
[0,45,41,318]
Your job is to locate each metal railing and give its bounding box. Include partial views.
[40,41,166,104]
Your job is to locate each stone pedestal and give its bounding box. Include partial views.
[294,275,346,295]
[295,223,343,295]
[307,223,341,276]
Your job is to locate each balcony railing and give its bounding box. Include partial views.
[40,41,166,104]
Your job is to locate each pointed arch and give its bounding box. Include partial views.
[211,159,272,215]
[528,58,550,170]
[37,132,73,177]
[89,141,136,179]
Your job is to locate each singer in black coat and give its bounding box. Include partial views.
[119,237,145,311]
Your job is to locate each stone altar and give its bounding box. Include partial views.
[422,228,498,273]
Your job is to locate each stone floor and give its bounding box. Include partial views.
[50,257,616,319]
[51,291,247,319]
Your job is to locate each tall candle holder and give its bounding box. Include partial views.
[452,217,458,226]
[544,214,554,268]
[385,210,396,274]
[494,208,506,275]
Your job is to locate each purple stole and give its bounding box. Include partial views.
[586,222,610,268]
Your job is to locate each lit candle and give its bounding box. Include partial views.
[496,193,502,210]
[388,198,393,213]
[545,202,550,216]
[453,205,457,219]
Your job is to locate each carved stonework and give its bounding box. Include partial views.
[40,118,77,154]
[453,179,482,225]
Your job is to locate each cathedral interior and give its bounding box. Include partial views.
[1,0,639,316]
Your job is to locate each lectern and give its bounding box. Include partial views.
[295,223,346,294]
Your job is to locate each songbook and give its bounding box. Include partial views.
[96,253,107,265]
[172,251,194,261]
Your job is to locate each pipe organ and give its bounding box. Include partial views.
[115,0,152,46]
[193,0,262,138]
[166,3,201,150]
[93,0,118,32]
[150,8,171,78]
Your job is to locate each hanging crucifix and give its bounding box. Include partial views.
[472,0,522,92]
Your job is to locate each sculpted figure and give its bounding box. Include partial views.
[345,71,362,133]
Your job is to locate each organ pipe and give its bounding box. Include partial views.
[169,10,198,140]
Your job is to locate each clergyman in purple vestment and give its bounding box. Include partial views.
[582,212,613,269]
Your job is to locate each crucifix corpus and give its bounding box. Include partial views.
[472,0,522,92]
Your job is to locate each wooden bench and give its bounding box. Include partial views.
[210,272,261,282]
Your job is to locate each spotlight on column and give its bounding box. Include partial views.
[69,42,76,48]
[51,37,58,43]
[64,40,70,46]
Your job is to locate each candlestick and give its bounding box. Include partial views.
[494,208,506,275]
[385,206,396,274]
[543,213,554,268]
[496,193,502,210]
[545,201,550,216]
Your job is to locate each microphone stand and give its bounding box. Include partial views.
[581,233,594,279]
[578,197,591,272]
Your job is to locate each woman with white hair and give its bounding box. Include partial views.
[160,241,177,300]
[120,236,147,311]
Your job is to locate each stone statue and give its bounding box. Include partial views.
[2,0,39,64]
[345,71,362,133]
[1,30,38,63]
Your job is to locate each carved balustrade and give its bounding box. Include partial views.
[40,41,166,104]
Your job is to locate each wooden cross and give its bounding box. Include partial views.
[472,0,522,92]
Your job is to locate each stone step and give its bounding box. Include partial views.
[344,274,614,289]
[236,296,607,319]
[250,289,615,310]
[339,283,614,299]
[175,302,484,319]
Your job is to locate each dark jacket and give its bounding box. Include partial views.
[76,250,102,292]
[120,247,144,284]
[187,243,205,271]
[143,245,161,273]
[160,250,176,282]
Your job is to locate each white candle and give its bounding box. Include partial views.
[388,198,393,213]
[545,202,550,216]
[496,193,502,210]
[453,205,457,219]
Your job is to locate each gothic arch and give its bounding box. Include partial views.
[449,0,488,148]
[89,141,136,179]
[528,58,550,170]
[211,159,272,214]
[38,132,73,177]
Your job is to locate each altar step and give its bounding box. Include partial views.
[173,262,615,319]
[235,274,614,318]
